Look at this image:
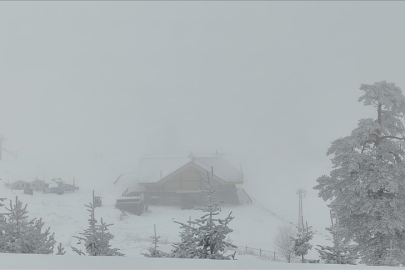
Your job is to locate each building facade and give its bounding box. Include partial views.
[133,153,250,209]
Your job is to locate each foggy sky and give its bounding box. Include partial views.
[1,1,405,238]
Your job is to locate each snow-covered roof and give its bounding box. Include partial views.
[126,185,146,193]
[10,180,27,184]
[138,153,243,184]
[31,179,45,183]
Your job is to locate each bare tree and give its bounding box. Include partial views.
[273,224,297,263]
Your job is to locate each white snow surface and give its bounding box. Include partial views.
[0,253,395,269]
[0,185,391,269]
[0,156,392,269]
[1,186,281,257]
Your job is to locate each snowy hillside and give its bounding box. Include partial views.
[0,185,395,269]
[0,154,330,266]
[0,184,284,258]
[0,150,392,269]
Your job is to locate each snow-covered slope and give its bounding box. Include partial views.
[1,186,283,258]
[0,154,329,263]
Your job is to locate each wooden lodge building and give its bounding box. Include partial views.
[127,153,252,209]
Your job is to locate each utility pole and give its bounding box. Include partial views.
[297,188,307,231]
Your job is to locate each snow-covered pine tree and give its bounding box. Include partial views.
[291,225,314,263]
[142,224,168,258]
[0,196,56,254]
[171,168,237,260]
[56,243,66,255]
[314,81,405,266]
[72,201,124,256]
[316,211,357,264]
[170,216,199,258]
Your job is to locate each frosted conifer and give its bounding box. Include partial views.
[291,226,314,263]
[56,243,66,255]
[72,202,124,256]
[314,81,405,266]
[0,196,56,254]
[171,169,237,260]
[142,224,168,258]
[316,226,357,264]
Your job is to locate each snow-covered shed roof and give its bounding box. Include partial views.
[138,153,243,184]
[10,180,27,185]
[31,179,45,183]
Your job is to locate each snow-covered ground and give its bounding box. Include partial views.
[0,186,393,269]
[0,186,289,269]
[0,157,386,269]
[0,253,394,269]
[0,155,288,260]
[1,185,284,258]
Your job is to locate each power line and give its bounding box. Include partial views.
[251,195,330,239]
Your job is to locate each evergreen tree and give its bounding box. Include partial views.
[316,212,357,264]
[0,196,56,254]
[314,81,405,266]
[316,225,357,264]
[291,225,314,263]
[142,224,168,258]
[171,169,237,260]
[72,202,124,256]
[170,217,199,258]
[56,243,66,255]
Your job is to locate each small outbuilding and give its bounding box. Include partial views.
[8,180,29,190]
[29,179,46,191]
[116,194,144,216]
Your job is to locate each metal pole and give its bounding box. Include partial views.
[211,166,214,180]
